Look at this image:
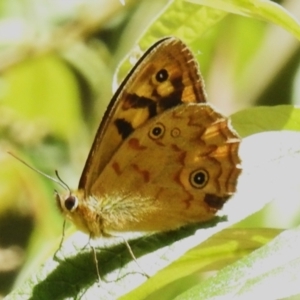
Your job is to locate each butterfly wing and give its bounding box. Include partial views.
[90,103,241,233]
[79,37,207,192]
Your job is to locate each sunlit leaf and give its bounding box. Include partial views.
[188,0,300,40]
[231,105,300,137]
[122,228,281,300]
[173,226,300,300]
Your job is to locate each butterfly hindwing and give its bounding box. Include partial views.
[90,103,241,233]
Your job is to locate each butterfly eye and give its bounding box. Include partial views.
[149,123,165,139]
[190,169,209,189]
[64,195,78,212]
[155,69,169,82]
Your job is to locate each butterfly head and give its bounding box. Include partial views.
[56,191,79,213]
[55,189,93,235]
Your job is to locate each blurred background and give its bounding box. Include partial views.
[0,0,299,297]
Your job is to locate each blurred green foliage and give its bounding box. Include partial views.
[1,0,300,299]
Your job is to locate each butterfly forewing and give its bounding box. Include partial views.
[79,37,207,192]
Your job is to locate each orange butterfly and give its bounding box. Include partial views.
[55,37,241,238]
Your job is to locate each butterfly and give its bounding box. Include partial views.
[56,37,241,238]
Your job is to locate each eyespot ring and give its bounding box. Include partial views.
[189,169,209,189]
[171,127,181,138]
[155,69,169,82]
[64,195,78,212]
[148,123,165,139]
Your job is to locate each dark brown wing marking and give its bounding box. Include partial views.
[114,119,134,140]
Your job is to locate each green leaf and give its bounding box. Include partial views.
[173,225,300,300]
[2,55,82,140]
[122,228,281,300]
[138,1,227,47]
[231,105,300,137]
[189,0,300,40]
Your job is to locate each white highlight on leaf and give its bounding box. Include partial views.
[225,130,300,223]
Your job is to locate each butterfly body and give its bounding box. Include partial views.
[56,37,241,238]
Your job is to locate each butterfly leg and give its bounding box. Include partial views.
[90,243,101,284]
[121,237,150,279]
[53,220,67,262]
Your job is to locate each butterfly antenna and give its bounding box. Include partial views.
[8,151,68,191]
[54,170,71,193]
